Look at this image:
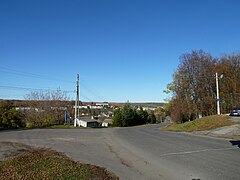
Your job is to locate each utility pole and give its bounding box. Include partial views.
[74,74,79,127]
[216,72,220,115]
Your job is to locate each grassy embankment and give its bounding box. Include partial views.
[162,115,237,132]
[0,148,118,180]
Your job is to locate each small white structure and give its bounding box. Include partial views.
[102,119,113,127]
[75,118,99,127]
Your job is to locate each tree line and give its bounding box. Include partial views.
[0,89,71,129]
[165,50,240,122]
[113,103,156,127]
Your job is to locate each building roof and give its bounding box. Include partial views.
[80,119,98,123]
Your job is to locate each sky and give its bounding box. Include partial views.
[1,0,240,102]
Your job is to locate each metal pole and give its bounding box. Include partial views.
[216,72,220,115]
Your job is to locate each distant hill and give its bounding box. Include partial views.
[0,99,165,109]
[109,102,165,108]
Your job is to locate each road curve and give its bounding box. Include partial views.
[0,124,239,180]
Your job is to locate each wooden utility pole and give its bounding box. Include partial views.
[74,74,79,126]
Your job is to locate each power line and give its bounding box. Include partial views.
[0,85,95,102]
[0,66,107,102]
[80,79,106,101]
[80,93,93,102]
[0,66,75,84]
[0,85,74,93]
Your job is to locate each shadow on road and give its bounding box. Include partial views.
[230,140,240,148]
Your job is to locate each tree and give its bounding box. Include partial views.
[121,104,135,126]
[24,89,70,127]
[136,107,148,125]
[218,53,240,112]
[113,109,123,127]
[112,104,151,127]
[166,50,240,122]
[148,113,156,124]
[167,50,217,122]
[0,100,24,128]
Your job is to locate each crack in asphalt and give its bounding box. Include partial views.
[104,140,132,168]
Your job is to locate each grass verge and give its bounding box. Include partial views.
[0,148,118,180]
[162,115,237,132]
[47,124,76,129]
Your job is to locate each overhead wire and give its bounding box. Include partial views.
[0,66,107,102]
[0,85,74,93]
[0,66,75,84]
[80,79,106,101]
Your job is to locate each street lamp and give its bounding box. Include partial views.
[216,73,223,115]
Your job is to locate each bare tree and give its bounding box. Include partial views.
[167,50,240,122]
[169,50,216,122]
[218,53,240,112]
[24,88,70,127]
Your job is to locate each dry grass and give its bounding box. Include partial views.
[0,148,118,180]
[162,115,237,132]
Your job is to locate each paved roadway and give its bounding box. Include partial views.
[0,124,239,180]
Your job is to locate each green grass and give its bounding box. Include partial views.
[47,124,76,129]
[48,124,108,129]
[46,124,87,129]
[0,149,118,180]
[162,115,237,132]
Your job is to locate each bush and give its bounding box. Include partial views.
[113,104,156,127]
[0,109,24,128]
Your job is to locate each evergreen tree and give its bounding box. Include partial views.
[148,113,156,124]
[113,104,151,127]
[113,109,123,127]
[122,104,135,126]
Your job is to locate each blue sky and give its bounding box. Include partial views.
[1,0,240,102]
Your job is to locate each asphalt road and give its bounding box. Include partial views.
[0,124,239,180]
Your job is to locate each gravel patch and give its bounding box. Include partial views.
[0,141,33,161]
[194,124,240,139]
[228,116,240,123]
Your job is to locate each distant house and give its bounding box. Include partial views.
[15,107,31,111]
[102,119,113,127]
[73,102,112,110]
[142,107,156,111]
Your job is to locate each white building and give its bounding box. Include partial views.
[102,119,113,127]
[77,119,99,127]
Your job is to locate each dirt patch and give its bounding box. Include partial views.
[0,141,33,161]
